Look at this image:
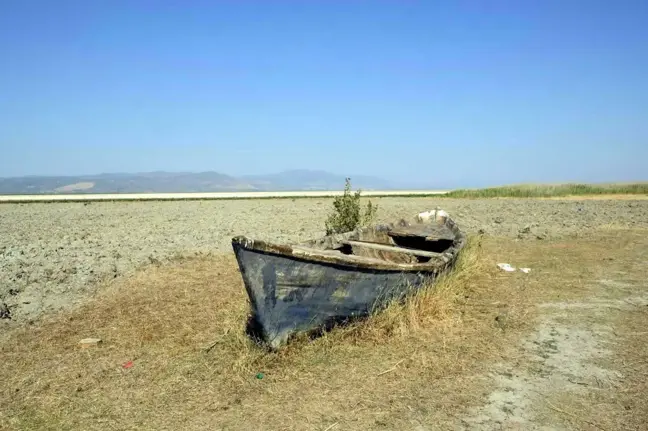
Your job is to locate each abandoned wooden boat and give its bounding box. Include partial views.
[231,209,466,349]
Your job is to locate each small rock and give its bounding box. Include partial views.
[493,217,504,224]
[0,303,12,319]
[520,225,531,234]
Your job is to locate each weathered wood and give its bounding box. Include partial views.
[233,243,431,350]
[388,224,456,241]
[231,210,466,350]
[345,240,418,264]
[291,246,393,265]
[343,240,444,258]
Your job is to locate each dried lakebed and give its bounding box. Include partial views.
[1,198,647,326]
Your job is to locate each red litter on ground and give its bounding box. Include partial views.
[122,360,134,369]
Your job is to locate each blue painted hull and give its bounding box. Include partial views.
[232,242,434,349]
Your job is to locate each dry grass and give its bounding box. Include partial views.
[329,235,488,344]
[613,303,648,426]
[553,304,648,431]
[1,231,647,430]
[538,229,648,431]
[0,237,505,430]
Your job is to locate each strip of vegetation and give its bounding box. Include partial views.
[443,183,648,198]
[2,182,646,204]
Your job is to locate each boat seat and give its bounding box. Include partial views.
[342,240,444,258]
[291,245,393,265]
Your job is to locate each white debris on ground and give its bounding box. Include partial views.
[497,263,531,273]
[497,263,517,272]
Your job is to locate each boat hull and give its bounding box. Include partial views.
[232,241,435,349]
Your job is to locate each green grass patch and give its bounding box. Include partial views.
[444,183,648,198]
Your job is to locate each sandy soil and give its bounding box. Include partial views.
[463,285,647,429]
[1,197,647,326]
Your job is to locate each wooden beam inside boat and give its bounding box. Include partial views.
[343,240,444,257]
[291,245,397,265]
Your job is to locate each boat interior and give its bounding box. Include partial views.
[297,221,458,265]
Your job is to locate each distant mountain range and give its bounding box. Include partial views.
[0,170,418,194]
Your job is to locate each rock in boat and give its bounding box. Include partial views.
[231,209,466,349]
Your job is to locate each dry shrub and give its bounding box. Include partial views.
[324,177,378,235]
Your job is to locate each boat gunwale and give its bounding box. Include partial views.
[231,217,466,272]
[231,237,440,272]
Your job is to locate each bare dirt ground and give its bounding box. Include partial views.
[1,197,647,430]
[1,198,646,325]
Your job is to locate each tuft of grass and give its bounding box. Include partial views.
[331,234,487,344]
[444,183,648,198]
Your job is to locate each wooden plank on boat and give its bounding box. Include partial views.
[291,245,392,265]
[343,240,444,258]
[388,225,455,241]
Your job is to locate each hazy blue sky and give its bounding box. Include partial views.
[1,1,646,187]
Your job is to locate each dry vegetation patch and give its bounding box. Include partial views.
[1,237,500,430]
[532,229,648,431]
[1,230,647,430]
